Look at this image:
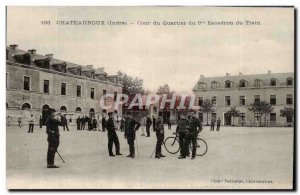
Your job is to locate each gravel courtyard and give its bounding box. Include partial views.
[6,125,294,189]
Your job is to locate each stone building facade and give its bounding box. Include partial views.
[6,44,122,125]
[192,71,294,127]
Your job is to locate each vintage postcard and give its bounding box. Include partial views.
[6,6,295,190]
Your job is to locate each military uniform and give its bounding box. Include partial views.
[45,114,63,167]
[186,116,202,159]
[155,116,165,158]
[124,117,141,158]
[106,117,121,156]
[176,118,189,158]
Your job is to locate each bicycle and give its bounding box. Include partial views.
[164,133,208,156]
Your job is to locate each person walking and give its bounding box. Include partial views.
[28,114,35,133]
[155,114,166,159]
[216,117,221,131]
[124,112,141,158]
[146,115,152,137]
[45,108,63,168]
[106,112,122,157]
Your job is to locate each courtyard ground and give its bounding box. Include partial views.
[6,125,294,189]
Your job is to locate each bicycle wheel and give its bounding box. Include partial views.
[196,138,208,156]
[164,137,180,154]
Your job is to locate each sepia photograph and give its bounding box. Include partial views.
[5,6,295,190]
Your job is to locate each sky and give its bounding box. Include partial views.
[6,6,294,93]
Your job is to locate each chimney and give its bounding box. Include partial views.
[239,72,243,76]
[226,73,230,77]
[86,65,94,69]
[9,44,18,50]
[28,49,36,54]
[200,75,205,79]
[45,54,53,59]
[268,70,271,75]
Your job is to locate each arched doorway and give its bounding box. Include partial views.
[89,108,95,118]
[21,103,31,110]
[75,107,82,113]
[60,106,67,113]
[42,104,50,125]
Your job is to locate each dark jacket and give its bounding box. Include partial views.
[124,117,141,139]
[188,116,202,134]
[156,117,164,134]
[45,116,63,136]
[106,118,116,135]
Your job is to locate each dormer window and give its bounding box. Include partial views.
[198,82,207,89]
[254,79,263,88]
[270,78,277,86]
[225,80,233,88]
[211,81,220,89]
[287,77,293,86]
[239,80,247,87]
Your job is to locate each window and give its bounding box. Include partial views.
[270,95,276,105]
[23,76,30,91]
[239,113,245,121]
[287,77,293,85]
[77,85,81,97]
[225,96,231,106]
[198,97,203,106]
[61,83,66,95]
[239,80,247,87]
[6,73,8,89]
[286,94,293,105]
[75,107,82,113]
[254,95,260,103]
[211,96,216,105]
[254,79,263,88]
[270,78,277,86]
[114,92,118,101]
[211,81,220,89]
[60,106,67,112]
[254,113,261,121]
[198,82,207,89]
[240,96,246,106]
[43,80,49,93]
[225,80,233,88]
[270,113,276,122]
[91,87,95,99]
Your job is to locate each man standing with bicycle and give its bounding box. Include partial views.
[185,112,202,160]
[155,114,166,159]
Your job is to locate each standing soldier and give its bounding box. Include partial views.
[124,112,141,158]
[80,116,85,130]
[185,112,202,160]
[146,115,152,137]
[216,117,221,131]
[61,114,69,131]
[210,118,215,131]
[28,114,35,133]
[92,116,97,131]
[106,112,122,157]
[155,114,166,159]
[76,116,81,130]
[177,114,189,159]
[45,108,63,168]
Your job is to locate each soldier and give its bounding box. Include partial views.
[216,117,221,131]
[106,112,122,157]
[177,114,189,159]
[45,108,63,168]
[76,116,81,130]
[80,116,85,130]
[185,112,202,160]
[155,114,166,159]
[146,115,152,137]
[28,114,35,133]
[124,112,141,158]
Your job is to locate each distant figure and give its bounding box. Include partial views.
[146,116,152,137]
[85,115,90,130]
[28,114,35,133]
[120,117,125,132]
[39,116,43,128]
[266,120,269,128]
[92,116,97,131]
[69,117,72,124]
[97,115,102,131]
[210,118,215,131]
[88,117,93,131]
[80,116,85,130]
[155,114,166,159]
[102,114,106,132]
[61,114,69,131]
[76,116,81,130]
[152,115,156,132]
[216,117,221,131]
[255,120,259,127]
[249,120,253,128]
[140,115,146,136]
[18,117,22,128]
[241,119,245,127]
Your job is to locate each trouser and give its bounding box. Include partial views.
[127,137,135,156]
[155,131,164,156]
[153,122,156,131]
[47,134,60,165]
[63,124,69,131]
[210,124,215,131]
[108,132,120,155]
[28,124,34,133]
[146,125,151,136]
[216,124,220,131]
[185,134,197,158]
[102,124,106,132]
[77,123,80,130]
[179,132,186,157]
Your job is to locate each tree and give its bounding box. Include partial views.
[117,71,145,97]
[157,84,174,95]
[280,107,294,126]
[248,101,273,126]
[201,99,215,126]
[225,107,240,126]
